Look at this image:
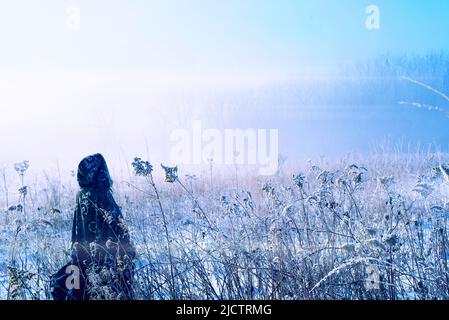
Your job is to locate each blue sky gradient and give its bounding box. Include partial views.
[0,1,448,173]
[1,1,448,73]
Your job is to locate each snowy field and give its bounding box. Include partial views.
[1,0,449,302]
[1,152,449,300]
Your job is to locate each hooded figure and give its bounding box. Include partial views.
[68,153,136,300]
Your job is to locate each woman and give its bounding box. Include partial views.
[68,153,136,300]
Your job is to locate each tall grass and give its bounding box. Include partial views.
[1,151,449,300]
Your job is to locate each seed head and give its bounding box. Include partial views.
[161,164,178,183]
[132,157,153,177]
[14,160,29,176]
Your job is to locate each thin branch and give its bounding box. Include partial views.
[398,101,449,118]
[400,76,449,103]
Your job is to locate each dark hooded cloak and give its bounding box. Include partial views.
[70,153,136,299]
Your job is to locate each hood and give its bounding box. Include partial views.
[77,153,113,190]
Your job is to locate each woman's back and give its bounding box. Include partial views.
[69,154,135,299]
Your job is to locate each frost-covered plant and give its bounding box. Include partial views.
[2,154,449,300]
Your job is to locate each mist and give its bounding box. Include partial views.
[1,1,449,178]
